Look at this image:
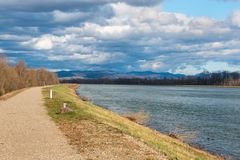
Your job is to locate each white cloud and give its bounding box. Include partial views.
[174,65,202,75]
[0,0,162,11]
[94,24,132,39]
[34,38,53,50]
[203,61,240,72]
[231,10,240,27]
[48,52,112,64]
[138,59,165,71]
[22,34,73,50]
[53,10,89,23]
[209,42,224,49]
[190,17,215,28]
[174,61,240,75]
[63,23,132,39]
[21,33,124,64]
[196,49,240,56]
[0,34,31,41]
[48,51,123,64]
[0,48,5,53]
[13,27,39,33]
[74,3,231,40]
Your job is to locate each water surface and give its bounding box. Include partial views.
[77,85,240,159]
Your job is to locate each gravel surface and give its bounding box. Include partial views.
[0,87,82,160]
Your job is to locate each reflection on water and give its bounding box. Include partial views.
[77,84,240,160]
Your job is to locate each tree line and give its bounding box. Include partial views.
[61,71,240,86]
[0,56,59,96]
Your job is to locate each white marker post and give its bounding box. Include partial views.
[63,103,67,109]
[50,89,53,99]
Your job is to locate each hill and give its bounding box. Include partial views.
[56,70,185,79]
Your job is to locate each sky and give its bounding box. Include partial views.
[0,0,240,75]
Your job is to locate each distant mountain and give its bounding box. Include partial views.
[56,70,186,79]
[126,71,185,79]
[195,70,211,78]
[57,70,120,79]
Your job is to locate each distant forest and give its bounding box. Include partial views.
[61,71,240,86]
[0,56,59,96]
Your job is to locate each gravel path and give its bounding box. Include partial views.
[0,87,82,160]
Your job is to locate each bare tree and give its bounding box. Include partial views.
[0,56,59,96]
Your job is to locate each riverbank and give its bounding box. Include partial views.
[43,84,222,160]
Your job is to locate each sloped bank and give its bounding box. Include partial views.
[43,84,222,160]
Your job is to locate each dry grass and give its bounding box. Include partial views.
[124,111,150,125]
[79,96,91,101]
[58,120,165,160]
[168,131,198,142]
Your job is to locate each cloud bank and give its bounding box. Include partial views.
[0,1,240,74]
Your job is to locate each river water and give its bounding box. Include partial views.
[77,84,240,159]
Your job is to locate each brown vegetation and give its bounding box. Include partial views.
[168,132,197,142]
[124,111,150,125]
[79,96,90,101]
[59,120,166,160]
[0,55,59,96]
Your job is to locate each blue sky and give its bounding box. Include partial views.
[163,0,240,20]
[0,0,240,75]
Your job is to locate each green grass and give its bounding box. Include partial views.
[43,84,221,160]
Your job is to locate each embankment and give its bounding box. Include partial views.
[43,84,222,160]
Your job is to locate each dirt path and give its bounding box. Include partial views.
[0,87,82,160]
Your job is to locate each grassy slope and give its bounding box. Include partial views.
[43,84,221,160]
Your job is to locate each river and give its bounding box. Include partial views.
[77,84,240,159]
